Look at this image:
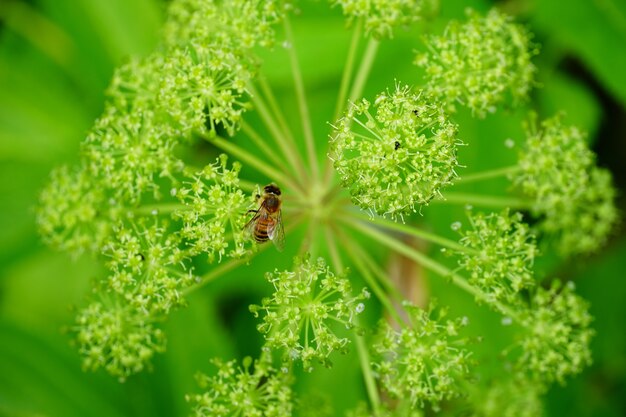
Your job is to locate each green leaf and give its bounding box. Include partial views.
[530,0,626,106]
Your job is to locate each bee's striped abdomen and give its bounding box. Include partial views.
[253,217,274,243]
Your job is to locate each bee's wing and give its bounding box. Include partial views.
[243,206,263,238]
[267,210,285,252]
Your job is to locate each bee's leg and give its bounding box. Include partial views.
[246,209,259,214]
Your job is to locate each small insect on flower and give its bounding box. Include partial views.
[244,183,285,251]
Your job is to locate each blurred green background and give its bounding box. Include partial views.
[1,0,625,416]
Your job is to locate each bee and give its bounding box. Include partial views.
[244,184,285,251]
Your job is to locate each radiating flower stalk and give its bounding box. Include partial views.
[36,0,616,415]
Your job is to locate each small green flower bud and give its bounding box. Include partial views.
[187,357,293,417]
[415,8,537,117]
[74,301,165,382]
[252,255,369,371]
[330,84,461,220]
[513,115,618,255]
[332,0,431,39]
[373,301,473,411]
[454,210,538,307]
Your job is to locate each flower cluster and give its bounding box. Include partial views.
[250,256,369,372]
[36,0,281,382]
[330,84,461,220]
[512,115,618,255]
[163,0,283,51]
[103,218,195,315]
[331,0,429,39]
[36,165,119,256]
[415,8,537,117]
[373,302,473,411]
[82,106,185,203]
[450,376,542,417]
[515,281,594,385]
[187,357,293,417]
[158,44,252,137]
[74,301,165,382]
[174,154,253,263]
[158,0,286,137]
[455,210,538,307]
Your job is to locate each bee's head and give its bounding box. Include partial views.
[264,184,281,196]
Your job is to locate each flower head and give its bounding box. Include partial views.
[164,0,284,50]
[36,165,119,256]
[330,84,461,220]
[82,106,185,203]
[332,0,430,39]
[74,301,165,382]
[187,357,293,417]
[415,8,537,117]
[515,281,594,385]
[174,154,254,263]
[373,302,473,411]
[250,256,369,372]
[454,210,538,307]
[158,44,253,137]
[103,218,195,315]
[512,115,618,255]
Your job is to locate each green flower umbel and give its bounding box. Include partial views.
[187,357,293,417]
[512,115,618,255]
[454,210,538,307]
[515,281,594,386]
[332,0,430,39]
[415,8,537,117]
[373,302,473,411]
[74,301,165,382]
[251,256,369,371]
[330,83,461,220]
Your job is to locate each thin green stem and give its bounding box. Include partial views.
[435,192,532,209]
[455,165,520,184]
[348,38,379,104]
[335,224,402,301]
[333,18,363,122]
[248,82,308,185]
[324,228,381,408]
[348,210,475,254]
[354,320,381,410]
[341,217,519,320]
[203,134,303,196]
[255,76,309,181]
[333,224,405,326]
[284,15,319,180]
[240,121,288,172]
